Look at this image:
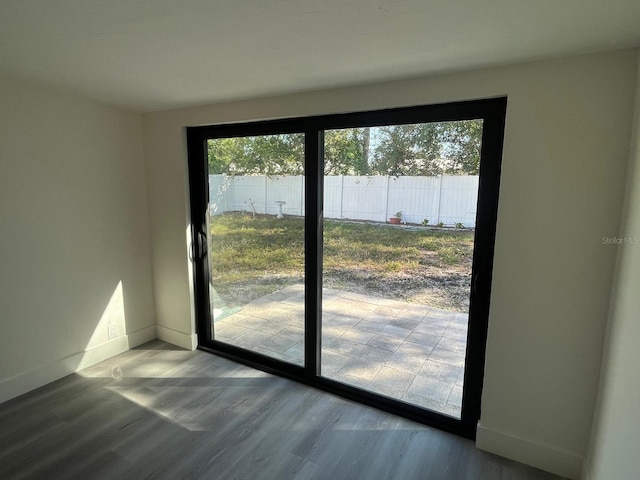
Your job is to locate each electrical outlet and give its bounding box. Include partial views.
[107,324,118,339]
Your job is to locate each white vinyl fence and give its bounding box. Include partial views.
[209,174,479,227]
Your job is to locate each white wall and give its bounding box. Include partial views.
[582,53,640,480]
[142,49,638,478]
[0,77,156,402]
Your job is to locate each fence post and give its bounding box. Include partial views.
[300,175,304,216]
[230,175,235,212]
[383,176,390,222]
[264,175,268,214]
[339,175,344,219]
[436,174,443,224]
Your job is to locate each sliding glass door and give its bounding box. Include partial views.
[187,98,506,438]
[206,133,306,365]
[320,122,481,418]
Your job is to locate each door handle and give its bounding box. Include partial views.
[192,231,207,260]
[197,231,207,259]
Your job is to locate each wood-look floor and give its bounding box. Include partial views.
[0,341,564,480]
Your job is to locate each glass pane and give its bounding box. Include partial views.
[321,121,482,418]
[207,133,305,365]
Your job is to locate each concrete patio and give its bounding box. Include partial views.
[213,284,467,418]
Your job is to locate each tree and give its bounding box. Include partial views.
[323,128,370,175]
[370,123,441,176]
[370,120,482,176]
[207,120,482,177]
[208,137,247,174]
[433,120,483,174]
[208,134,304,175]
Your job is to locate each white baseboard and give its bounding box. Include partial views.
[156,325,197,351]
[476,423,583,480]
[127,325,158,348]
[0,335,131,405]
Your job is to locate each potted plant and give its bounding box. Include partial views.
[390,211,402,224]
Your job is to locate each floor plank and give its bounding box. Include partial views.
[0,341,565,479]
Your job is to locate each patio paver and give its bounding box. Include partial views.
[213,284,467,418]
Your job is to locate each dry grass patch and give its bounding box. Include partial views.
[210,212,473,311]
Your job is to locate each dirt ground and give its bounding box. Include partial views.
[217,262,472,313]
[323,262,472,312]
[212,213,473,313]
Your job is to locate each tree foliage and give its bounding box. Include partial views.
[434,120,483,175]
[208,134,304,176]
[370,123,440,176]
[208,120,482,176]
[371,121,482,176]
[323,128,371,175]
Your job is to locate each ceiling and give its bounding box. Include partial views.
[1,0,639,112]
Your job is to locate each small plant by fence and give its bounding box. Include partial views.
[209,174,479,227]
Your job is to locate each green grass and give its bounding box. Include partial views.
[210,212,474,307]
[210,214,304,276]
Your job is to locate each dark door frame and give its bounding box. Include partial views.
[186,97,507,439]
